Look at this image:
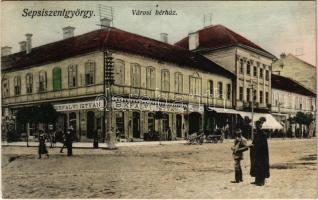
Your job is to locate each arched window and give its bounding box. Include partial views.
[2,78,9,97]
[85,61,95,85]
[175,72,183,93]
[161,69,170,92]
[39,71,47,92]
[114,59,125,85]
[53,67,62,91]
[146,66,156,90]
[26,73,33,94]
[68,64,77,88]
[189,72,201,95]
[14,76,21,96]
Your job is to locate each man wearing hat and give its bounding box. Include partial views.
[231,129,249,183]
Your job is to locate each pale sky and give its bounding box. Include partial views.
[1,1,316,65]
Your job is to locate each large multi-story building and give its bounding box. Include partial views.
[272,53,316,93]
[1,21,235,142]
[175,25,277,112]
[271,74,316,134]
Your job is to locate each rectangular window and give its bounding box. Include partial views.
[175,72,183,93]
[259,68,263,79]
[227,84,231,100]
[161,70,170,92]
[239,87,243,101]
[265,92,269,104]
[209,80,214,97]
[246,88,251,102]
[85,61,95,86]
[265,70,269,81]
[246,62,251,75]
[239,60,244,74]
[260,91,263,104]
[253,90,257,102]
[253,66,257,77]
[146,67,156,90]
[218,82,223,99]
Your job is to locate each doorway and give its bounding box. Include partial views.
[132,112,140,138]
[176,114,182,138]
[87,111,95,139]
[189,112,202,135]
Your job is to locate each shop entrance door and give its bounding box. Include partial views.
[176,114,182,138]
[87,111,95,139]
[132,112,140,138]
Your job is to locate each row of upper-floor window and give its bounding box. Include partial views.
[1,59,232,100]
[273,91,315,110]
[239,59,270,81]
[238,86,269,104]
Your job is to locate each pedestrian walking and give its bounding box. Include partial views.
[66,126,74,156]
[38,130,49,159]
[231,129,248,183]
[250,119,270,186]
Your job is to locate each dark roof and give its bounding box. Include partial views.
[175,25,276,59]
[1,27,234,78]
[271,74,316,97]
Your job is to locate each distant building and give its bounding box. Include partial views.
[271,74,316,135]
[272,53,316,93]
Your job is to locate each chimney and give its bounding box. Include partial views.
[25,33,32,54]
[280,52,286,59]
[62,26,75,39]
[1,46,12,56]
[188,32,199,51]
[160,33,168,43]
[100,18,112,28]
[19,41,27,52]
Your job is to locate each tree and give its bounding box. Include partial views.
[294,112,314,138]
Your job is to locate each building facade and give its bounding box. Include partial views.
[271,74,316,135]
[175,25,276,112]
[1,25,234,142]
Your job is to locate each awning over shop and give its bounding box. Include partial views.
[207,107,240,114]
[237,111,283,130]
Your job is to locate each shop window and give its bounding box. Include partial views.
[68,64,77,88]
[175,72,183,93]
[26,73,33,94]
[14,76,21,96]
[114,59,125,85]
[146,66,156,90]
[53,67,62,91]
[116,112,125,138]
[161,69,170,92]
[85,61,95,85]
[39,71,47,92]
[2,78,9,97]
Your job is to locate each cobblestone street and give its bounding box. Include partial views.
[1,139,317,199]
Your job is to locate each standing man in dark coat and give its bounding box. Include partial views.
[38,130,49,159]
[250,119,270,186]
[66,126,74,156]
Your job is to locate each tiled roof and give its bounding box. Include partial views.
[271,74,316,97]
[175,25,276,59]
[1,27,234,78]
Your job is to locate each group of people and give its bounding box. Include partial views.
[231,119,270,186]
[38,126,74,159]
